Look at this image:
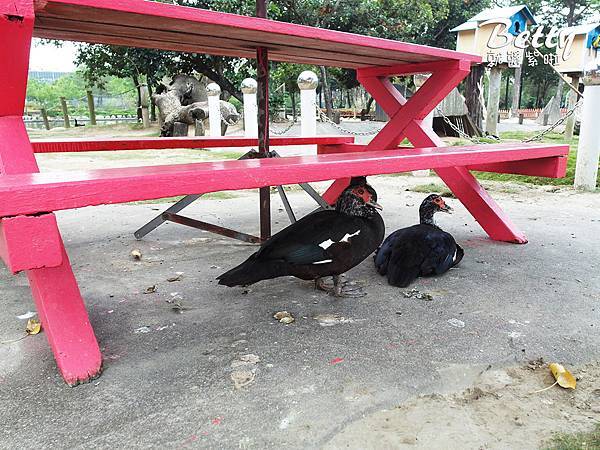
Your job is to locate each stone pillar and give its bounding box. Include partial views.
[574,70,600,190]
[241,78,258,138]
[297,70,318,137]
[206,82,221,137]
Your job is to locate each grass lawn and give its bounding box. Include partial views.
[544,423,600,450]
[469,131,599,188]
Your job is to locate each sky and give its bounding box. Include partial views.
[29,39,77,72]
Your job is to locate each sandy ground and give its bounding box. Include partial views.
[0,125,598,449]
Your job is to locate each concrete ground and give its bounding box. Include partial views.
[1,170,599,448]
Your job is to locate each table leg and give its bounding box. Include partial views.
[0,4,102,385]
[357,64,528,243]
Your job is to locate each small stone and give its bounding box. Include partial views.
[447,318,465,328]
[131,249,142,260]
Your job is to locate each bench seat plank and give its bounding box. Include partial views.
[31,136,354,153]
[1,143,567,217]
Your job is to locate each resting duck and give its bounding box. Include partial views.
[374,194,463,287]
[218,177,385,297]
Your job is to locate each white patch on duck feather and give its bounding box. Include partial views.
[312,259,333,265]
[318,230,361,250]
[318,239,335,250]
[340,230,361,242]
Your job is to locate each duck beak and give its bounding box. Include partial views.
[367,201,383,211]
[441,204,453,214]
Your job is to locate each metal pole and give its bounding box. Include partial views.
[256,0,271,240]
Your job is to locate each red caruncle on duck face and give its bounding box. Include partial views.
[351,186,373,204]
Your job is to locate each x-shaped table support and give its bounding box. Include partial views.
[322,60,527,244]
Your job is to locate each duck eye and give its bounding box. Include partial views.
[357,189,364,195]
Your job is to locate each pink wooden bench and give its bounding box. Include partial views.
[0,0,568,385]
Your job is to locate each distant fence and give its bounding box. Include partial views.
[499,108,568,120]
[23,114,138,129]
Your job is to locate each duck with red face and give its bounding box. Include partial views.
[217,177,385,297]
[374,194,464,288]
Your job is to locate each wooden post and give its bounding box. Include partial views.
[140,84,150,129]
[565,75,580,141]
[543,113,549,126]
[86,90,96,125]
[510,61,523,117]
[574,71,600,190]
[518,113,524,125]
[485,66,502,136]
[60,96,70,128]
[40,107,50,130]
[256,0,271,240]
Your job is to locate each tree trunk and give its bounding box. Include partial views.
[510,64,523,117]
[465,64,484,131]
[193,59,243,102]
[290,91,297,121]
[503,72,510,109]
[360,96,374,120]
[133,74,142,121]
[318,65,334,119]
[537,77,564,125]
[148,83,156,122]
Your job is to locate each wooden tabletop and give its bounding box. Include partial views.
[33,0,481,69]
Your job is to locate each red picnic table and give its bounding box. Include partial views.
[0,0,568,385]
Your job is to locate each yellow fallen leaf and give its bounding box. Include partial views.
[549,363,576,389]
[25,318,41,335]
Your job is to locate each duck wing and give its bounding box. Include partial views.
[256,210,370,265]
[420,231,459,275]
[374,229,406,276]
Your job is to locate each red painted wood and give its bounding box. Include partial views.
[409,121,530,243]
[468,156,568,178]
[318,142,569,178]
[27,244,103,386]
[0,86,101,389]
[0,143,567,217]
[31,136,354,153]
[361,60,471,150]
[0,214,63,273]
[357,69,544,244]
[356,60,463,78]
[0,0,35,116]
[33,0,481,69]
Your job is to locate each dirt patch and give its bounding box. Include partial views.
[325,362,600,449]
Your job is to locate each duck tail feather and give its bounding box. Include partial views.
[217,258,284,287]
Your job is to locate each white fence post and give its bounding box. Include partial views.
[298,70,318,137]
[574,70,600,190]
[206,82,221,137]
[241,78,258,138]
